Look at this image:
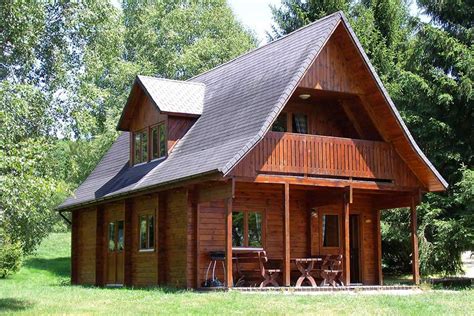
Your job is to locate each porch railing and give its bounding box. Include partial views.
[252,132,396,180]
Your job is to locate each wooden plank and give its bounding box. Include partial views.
[283,183,291,286]
[225,198,233,287]
[410,197,420,285]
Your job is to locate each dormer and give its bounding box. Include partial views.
[117,76,204,166]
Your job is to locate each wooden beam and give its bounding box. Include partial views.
[376,209,383,285]
[410,196,420,285]
[124,199,133,287]
[283,183,291,286]
[71,210,79,285]
[225,198,233,287]
[95,206,105,287]
[195,204,201,289]
[235,175,417,192]
[343,187,351,285]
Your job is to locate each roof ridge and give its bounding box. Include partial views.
[188,11,343,82]
[138,75,205,87]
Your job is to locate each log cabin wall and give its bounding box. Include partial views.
[73,207,97,285]
[168,116,197,151]
[128,92,166,133]
[195,182,233,287]
[130,194,159,286]
[163,189,189,288]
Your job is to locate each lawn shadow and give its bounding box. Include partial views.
[0,298,34,312]
[24,257,70,278]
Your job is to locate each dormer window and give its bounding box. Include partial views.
[151,123,166,160]
[134,129,148,164]
[132,123,167,165]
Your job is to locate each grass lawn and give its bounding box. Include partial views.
[0,233,472,315]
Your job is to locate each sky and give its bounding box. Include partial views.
[228,0,429,46]
[228,0,281,45]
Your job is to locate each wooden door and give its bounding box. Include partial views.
[349,214,361,284]
[106,219,125,285]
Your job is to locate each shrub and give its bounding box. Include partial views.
[0,236,23,278]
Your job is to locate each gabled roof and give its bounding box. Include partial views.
[58,11,447,211]
[117,76,204,130]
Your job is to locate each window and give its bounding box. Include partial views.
[108,222,115,251]
[151,123,167,160]
[292,113,308,134]
[139,214,155,250]
[322,214,339,247]
[232,211,263,247]
[134,129,148,164]
[271,113,288,132]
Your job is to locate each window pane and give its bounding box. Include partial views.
[292,113,308,134]
[141,131,148,162]
[322,215,339,247]
[248,212,262,247]
[152,127,159,159]
[117,221,124,251]
[139,216,147,249]
[271,113,287,132]
[134,133,141,163]
[159,124,166,157]
[148,215,155,249]
[232,212,244,247]
[108,222,115,251]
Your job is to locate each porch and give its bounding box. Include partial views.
[196,182,420,289]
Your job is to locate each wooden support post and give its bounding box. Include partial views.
[95,206,105,287]
[410,197,420,285]
[343,187,351,286]
[225,198,233,287]
[376,209,383,285]
[283,183,291,286]
[124,199,133,287]
[71,210,79,285]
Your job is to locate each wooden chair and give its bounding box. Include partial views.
[233,250,281,287]
[258,251,281,288]
[320,254,344,287]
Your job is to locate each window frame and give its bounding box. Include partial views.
[232,209,265,248]
[151,122,167,161]
[138,214,155,252]
[319,211,341,249]
[133,128,149,165]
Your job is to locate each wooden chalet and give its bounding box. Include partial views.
[58,12,447,289]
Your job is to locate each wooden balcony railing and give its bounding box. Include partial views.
[252,132,397,180]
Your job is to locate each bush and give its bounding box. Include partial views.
[0,237,23,278]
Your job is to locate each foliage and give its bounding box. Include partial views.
[0,0,255,260]
[0,230,23,278]
[270,0,473,275]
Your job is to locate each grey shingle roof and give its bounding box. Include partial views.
[58,11,446,211]
[137,76,205,115]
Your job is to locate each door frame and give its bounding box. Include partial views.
[105,204,125,286]
[349,213,362,284]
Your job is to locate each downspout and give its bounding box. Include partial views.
[58,210,72,226]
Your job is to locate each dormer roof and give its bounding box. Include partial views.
[117,76,204,130]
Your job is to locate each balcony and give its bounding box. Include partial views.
[248,132,398,181]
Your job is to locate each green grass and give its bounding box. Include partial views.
[0,233,473,315]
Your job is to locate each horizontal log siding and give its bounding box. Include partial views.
[76,208,97,285]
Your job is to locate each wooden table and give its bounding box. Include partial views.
[293,258,323,288]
